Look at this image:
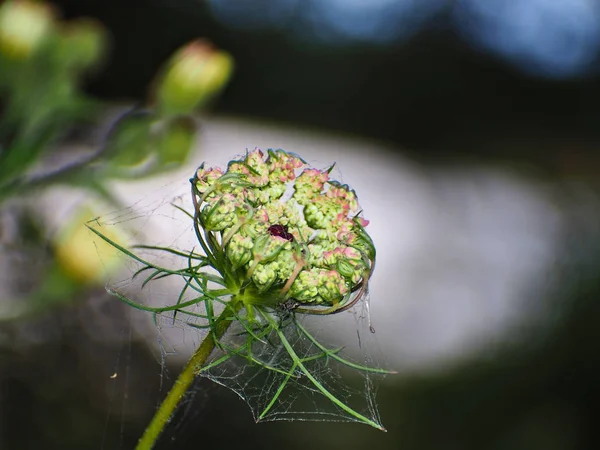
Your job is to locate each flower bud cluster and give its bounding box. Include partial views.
[193,149,375,309]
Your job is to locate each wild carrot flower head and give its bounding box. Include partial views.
[89,147,389,434]
[192,148,375,314]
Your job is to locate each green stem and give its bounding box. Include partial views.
[135,301,238,450]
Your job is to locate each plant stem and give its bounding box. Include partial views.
[135,302,238,450]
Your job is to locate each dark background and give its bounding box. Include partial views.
[56,0,600,167]
[2,1,600,449]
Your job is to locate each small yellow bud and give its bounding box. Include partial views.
[54,208,126,284]
[154,39,234,115]
[0,0,54,60]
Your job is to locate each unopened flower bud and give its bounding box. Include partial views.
[228,149,270,187]
[201,193,238,231]
[227,234,254,269]
[304,201,329,230]
[252,261,278,291]
[240,217,268,239]
[294,168,329,204]
[267,149,304,184]
[265,182,286,201]
[0,0,54,60]
[251,248,296,292]
[154,39,233,116]
[253,234,291,262]
[57,19,106,70]
[289,269,320,303]
[195,164,224,192]
[274,249,296,281]
[318,270,348,304]
[326,181,359,213]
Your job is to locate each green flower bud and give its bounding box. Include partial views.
[154,39,233,116]
[56,19,107,71]
[326,181,359,213]
[265,182,286,201]
[307,240,337,267]
[201,194,238,231]
[252,261,278,292]
[240,217,268,239]
[228,149,270,187]
[304,202,328,230]
[252,235,291,262]
[321,246,364,284]
[317,270,348,304]
[289,269,320,303]
[274,249,296,282]
[195,164,224,192]
[254,189,271,205]
[227,234,254,269]
[293,168,329,205]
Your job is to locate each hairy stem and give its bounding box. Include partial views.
[135,301,238,450]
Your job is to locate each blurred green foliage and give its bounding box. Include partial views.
[0,0,233,203]
[0,0,233,322]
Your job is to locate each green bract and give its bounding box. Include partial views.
[192,148,376,314]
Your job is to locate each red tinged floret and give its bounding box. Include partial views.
[268,224,294,242]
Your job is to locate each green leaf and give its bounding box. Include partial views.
[156,116,196,165]
[104,112,155,168]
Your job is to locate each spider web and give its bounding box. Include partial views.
[88,179,390,432]
[200,306,386,427]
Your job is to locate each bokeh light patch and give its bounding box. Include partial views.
[453,0,600,78]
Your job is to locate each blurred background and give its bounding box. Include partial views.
[1,0,600,449]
